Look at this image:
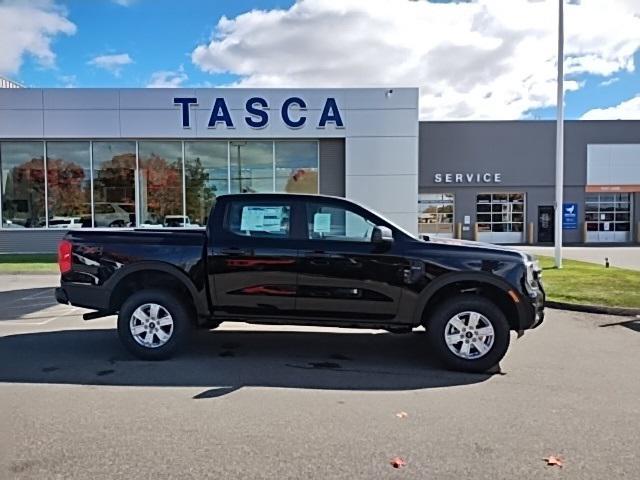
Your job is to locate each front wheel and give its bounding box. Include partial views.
[426,295,511,373]
[117,289,191,360]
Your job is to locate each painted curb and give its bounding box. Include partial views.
[546,300,640,317]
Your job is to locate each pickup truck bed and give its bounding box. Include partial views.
[58,228,209,314]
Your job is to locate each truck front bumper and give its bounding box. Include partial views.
[522,287,545,330]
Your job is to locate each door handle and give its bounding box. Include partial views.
[309,250,345,259]
[306,250,328,265]
[221,247,252,256]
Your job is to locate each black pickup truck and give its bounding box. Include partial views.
[55,193,544,372]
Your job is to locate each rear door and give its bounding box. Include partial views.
[208,198,300,317]
[296,199,409,323]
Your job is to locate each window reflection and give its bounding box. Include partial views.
[92,142,136,228]
[1,139,322,230]
[418,193,455,237]
[275,141,318,194]
[1,142,45,228]
[46,142,91,228]
[230,141,273,193]
[138,142,183,227]
[185,141,227,227]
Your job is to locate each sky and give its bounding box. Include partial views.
[1,0,640,120]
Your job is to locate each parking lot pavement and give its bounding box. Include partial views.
[518,245,640,270]
[0,276,639,479]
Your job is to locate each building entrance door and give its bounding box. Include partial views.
[537,206,554,243]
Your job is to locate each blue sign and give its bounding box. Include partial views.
[563,203,578,229]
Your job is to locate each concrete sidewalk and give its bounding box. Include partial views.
[517,246,640,270]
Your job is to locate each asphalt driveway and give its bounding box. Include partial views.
[0,275,639,479]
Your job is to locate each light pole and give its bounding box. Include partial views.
[230,141,247,193]
[554,0,565,268]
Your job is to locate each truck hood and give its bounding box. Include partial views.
[422,236,533,262]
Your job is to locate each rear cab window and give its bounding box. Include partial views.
[225,202,292,238]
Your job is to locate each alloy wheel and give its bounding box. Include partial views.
[443,311,495,360]
[129,303,174,348]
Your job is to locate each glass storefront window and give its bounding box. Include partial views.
[185,141,228,227]
[1,142,45,228]
[138,142,183,227]
[230,141,273,193]
[92,141,136,228]
[46,142,91,228]
[0,139,321,230]
[275,141,319,194]
[418,193,454,237]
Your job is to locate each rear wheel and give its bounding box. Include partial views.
[117,289,191,360]
[426,294,510,373]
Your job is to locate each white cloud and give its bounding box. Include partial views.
[0,0,76,76]
[58,74,76,88]
[88,53,133,76]
[599,77,620,87]
[581,95,640,120]
[191,0,640,120]
[147,67,188,88]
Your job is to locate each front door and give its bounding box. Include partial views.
[208,199,299,317]
[538,206,554,243]
[296,199,408,323]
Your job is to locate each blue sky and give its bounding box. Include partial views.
[18,0,295,88]
[3,0,640,120]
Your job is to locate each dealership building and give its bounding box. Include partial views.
[0,86,639,253]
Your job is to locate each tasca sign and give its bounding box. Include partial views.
[174,96,344,130]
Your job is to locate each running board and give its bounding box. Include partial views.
[83,311,110,321]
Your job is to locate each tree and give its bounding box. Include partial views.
[184,157,216,226]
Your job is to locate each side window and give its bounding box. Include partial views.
[306,203,375,242]
[226,203,291,238]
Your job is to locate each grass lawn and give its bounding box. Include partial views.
[0,254,58,274]
[537,255,640,308]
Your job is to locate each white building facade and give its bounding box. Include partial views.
[0,88,419,252]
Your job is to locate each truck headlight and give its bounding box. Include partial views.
[524,260,541,294]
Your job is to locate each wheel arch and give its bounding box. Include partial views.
[415,272,526,331]
[105,261,209,320]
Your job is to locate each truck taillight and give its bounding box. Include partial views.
[58,240,72,274]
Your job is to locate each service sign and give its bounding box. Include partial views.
[434,172,502,184]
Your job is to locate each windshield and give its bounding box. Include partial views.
[363,205,420,241]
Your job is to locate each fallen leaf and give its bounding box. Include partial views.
[543,455,564,468]
[395,411,408,419]
[390,456,406,469]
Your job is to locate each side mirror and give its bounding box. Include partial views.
[371,225,394,244]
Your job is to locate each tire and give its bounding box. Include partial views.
[117,289,192,360]
[110,220,125,228]
[426,294,511,373]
